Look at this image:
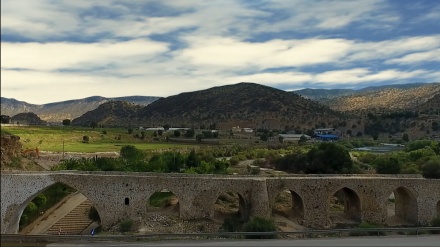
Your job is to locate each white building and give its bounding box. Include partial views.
[278,134,311,143]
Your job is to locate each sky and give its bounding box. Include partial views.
[1,0,440,104]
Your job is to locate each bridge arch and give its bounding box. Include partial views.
[212,190,248,222]
[437,200,440,218]
[272,189,305,223]
[328,187,362,225]
[385,186,418,225]
[147,189,180,216]
[9,180,103,235]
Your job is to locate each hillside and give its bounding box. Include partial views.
[71,101,143,127]
[136,82,344,130]
[294,82,432,100]
[1,96,160,122]
[325,83,440,112]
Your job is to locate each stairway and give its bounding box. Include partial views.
[46,199,93,235]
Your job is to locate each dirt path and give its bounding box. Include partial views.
[23,192,87,234]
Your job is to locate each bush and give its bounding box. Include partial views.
[119,219,134,232]
[33,194,47,208]
[349,222,385,236]
[222,215,243,232]
[431,217,440,234]
[243,217,277,239]
[82,136,89,143]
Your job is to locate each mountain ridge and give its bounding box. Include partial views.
[1,96,160,122]
[71,82,344,129]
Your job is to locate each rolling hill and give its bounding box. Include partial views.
[134,82,344,130]
[1,96,160,122]
[294,82,433,100]
[324,83,440,112]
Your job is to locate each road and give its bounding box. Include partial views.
[46,235,440,247]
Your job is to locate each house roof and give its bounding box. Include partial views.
[316,134,339,138]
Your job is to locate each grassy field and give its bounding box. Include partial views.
[1,125,196,153]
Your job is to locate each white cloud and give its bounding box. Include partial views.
[1,0,439,104]
[1,39,169,71]
[178,36,352,70]
[386,49,440,64]
[347,35,440,62]
[254,0,397,31]
[314,68,428,84]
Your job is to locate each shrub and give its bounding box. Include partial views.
[222,215,243,232]
[119,219,134,233]
[33,194,47,208]
[242,217,277,239]
[431,217,440,234]
[82,136,89,143]
[349,222,385,236]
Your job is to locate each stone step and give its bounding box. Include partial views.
[47,199,94,235]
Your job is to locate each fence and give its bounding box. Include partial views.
[2,227,439,243]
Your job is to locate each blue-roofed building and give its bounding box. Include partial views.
[316,134,340,141]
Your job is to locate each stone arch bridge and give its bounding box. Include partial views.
[2,171,440,234]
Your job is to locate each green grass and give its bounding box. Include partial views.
[2,126,196,153]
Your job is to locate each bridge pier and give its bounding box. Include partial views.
[249,179,270,219]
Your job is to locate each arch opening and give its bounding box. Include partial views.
[436,200,440,218]
[18,182,101,235]
[329,187,361,226]
[386,187,418,226]
[214,191,248,226]
[147,189,180,216]
[272,189,305,226]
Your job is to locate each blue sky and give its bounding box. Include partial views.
[1,0,439,104]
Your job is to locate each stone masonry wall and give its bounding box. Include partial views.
[1,172,439,234]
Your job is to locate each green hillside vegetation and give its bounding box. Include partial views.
[326,83,440,112]
[2,126,194,153]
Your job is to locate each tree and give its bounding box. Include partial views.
[306,143,354,174]
[356,131,363,137]
[402,133,409,142]
[185,129,195,138]
[432,121,439,131]
[196,134,203,142]
[90,121,98,130]
[0,115,11,124]
[298,135,308,144]
[374,156,401,174]
[372,132,379,140]
[62,119,71,126]
[120,145,145,161]
[174,130,181,137]
[186,149,200,168]
[82,136,90,143]
[421,157,440,179]
[163,124,171,131]
[33,194,47,207]
[158,130,163,136]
